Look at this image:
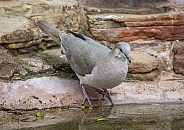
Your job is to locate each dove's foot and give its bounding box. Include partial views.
[80,84,93,108]
[80,85,114,107]
[96,88,114,105]
[102,88,114,106]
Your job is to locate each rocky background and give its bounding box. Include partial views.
[0,0,184,110]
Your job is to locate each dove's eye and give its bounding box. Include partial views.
[119,48,123,52]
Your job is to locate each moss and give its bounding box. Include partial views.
[13,57,32,73]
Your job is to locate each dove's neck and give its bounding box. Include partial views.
[111,48,126,61]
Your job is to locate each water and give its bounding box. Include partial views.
[1,103,184,130]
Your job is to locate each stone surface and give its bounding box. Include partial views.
[81,0,170,11]
[0,0,79,50]
[129,51,159,73]
[173,41,184,75]
[16,55,52,73]
[114,26,184,42]
[0,17,40,44]
[90,12,184,42]
[84,7,169,15]
[40,48,69,68]
[130,70,158,81]
[173,41,184,55]
[170,0,184,9]
[0,0,183,110]
[3,40,42,49]
[0,46,27,80]
[108,71,184,105]
[0,72,183,110]
[129,39,174,72]
[13,48,70,74]
[0,76,99,110]
[114,12,184,23]
[128,51,159,81]
[173,54,184,75]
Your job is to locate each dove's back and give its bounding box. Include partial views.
[37,20,111,76]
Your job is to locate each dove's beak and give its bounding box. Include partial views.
[125,54,131,63]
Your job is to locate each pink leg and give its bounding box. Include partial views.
[80,84,93,108]
[102,88,114,105]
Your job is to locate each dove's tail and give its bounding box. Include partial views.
[37,20,67,45]
[37,20,67,54]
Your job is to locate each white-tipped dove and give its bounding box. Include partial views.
[37,20,131,108]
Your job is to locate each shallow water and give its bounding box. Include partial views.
[1,103,184,130]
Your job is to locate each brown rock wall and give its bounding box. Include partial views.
[0,0,79,50]
[173,42,184,75]
[129,51,159,73]
[130,70,158,81]
[90,12,184,42]
[173,54,184,75]
[0,46,27,80]
[173,41,184,55]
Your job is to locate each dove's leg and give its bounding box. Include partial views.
[80,84,93,108]
[102,88,114,106]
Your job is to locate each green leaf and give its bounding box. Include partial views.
[81,105,86,109]
[36,112,44,117]
[97,117,106,121]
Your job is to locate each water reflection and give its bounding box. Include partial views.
[1,103,184,130]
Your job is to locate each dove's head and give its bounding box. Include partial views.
[115,42,131,63]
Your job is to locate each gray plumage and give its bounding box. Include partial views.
[37,20,131,89]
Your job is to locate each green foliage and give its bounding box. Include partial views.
[36,112,44,117]
[97,117,106,121]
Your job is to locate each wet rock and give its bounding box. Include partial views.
[0,72,183,110]
[0,76,96,110]
[1,104,184,130]
[0,46,27,80]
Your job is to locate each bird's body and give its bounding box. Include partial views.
[37,20,131,107]
[76,50,128,89]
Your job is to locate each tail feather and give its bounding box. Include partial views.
[37,20,61,44]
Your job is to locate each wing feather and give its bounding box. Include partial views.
[62,35,110,76]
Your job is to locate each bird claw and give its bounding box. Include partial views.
[109,91,118,96]
[96,88,115,105]
[81,84,93,108]
[102,88,114,106]
[80,84,115,107]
